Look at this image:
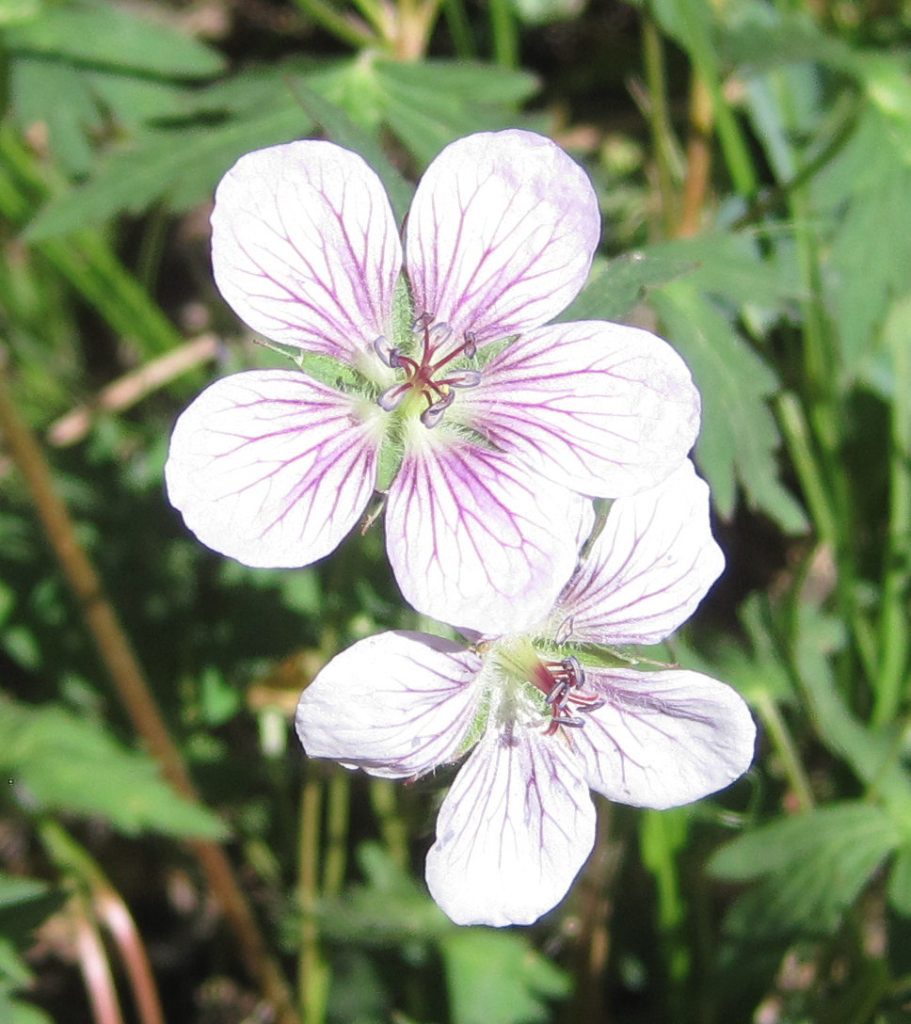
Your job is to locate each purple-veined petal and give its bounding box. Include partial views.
[553,461,723,645]
[211,141,402,363]
[385,430,594,634]
[295,631,483,779]
[405,130,599,346]
[574,668,755,810]
[164,369,382,568]
[425,724,595,926]
[459,320,700,498]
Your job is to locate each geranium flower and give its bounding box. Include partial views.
[296,462,755,926]
[165,129,701,633]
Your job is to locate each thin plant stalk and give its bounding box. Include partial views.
[0,355,300,1024]
[641,14,678,236]
[298,769,329,1024]
[40,821,166,1024]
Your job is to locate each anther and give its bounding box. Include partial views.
[377,383,409,412]
[420,389,455,428]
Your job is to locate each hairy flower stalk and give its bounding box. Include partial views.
[165,129,701,633]
[296,463,756,926]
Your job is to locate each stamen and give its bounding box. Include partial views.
[373,335,398,368]
[377,383,410,411]
[446,370,482,389]
[420,389,455,428]
[375,314,481,427]
[537,656,601,734]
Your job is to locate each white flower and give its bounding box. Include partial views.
[296,462,756,926]
[165,130,700,633]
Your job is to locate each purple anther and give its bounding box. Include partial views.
[446,370,482,389]
[378,383,409,411]
[420,389,456,428]
[373,335,403,369]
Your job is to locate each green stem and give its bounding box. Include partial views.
[488,0,518,68]
[321,769,351,897]
[641,14,678,236]
[289,0,378,49]
[873,308,911,725]
[442,0,476,58]
[298,770,328,1024]
[369,778,409,870]
[753,690,815,813]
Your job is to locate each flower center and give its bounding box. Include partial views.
[531,656,604,734]
[373,312,481,428]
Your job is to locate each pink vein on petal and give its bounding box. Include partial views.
[385,434,587,633]
[165,369,381,568]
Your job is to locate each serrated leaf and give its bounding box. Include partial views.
[374,59,538,167]
[818,108,911,377]
[9,57,99,175]
[792,603,911,820]
[560,252,697,323]
[440,929,570,1024]
[25,102,313,239]
[6,5,225,78]
[651,279,807,531]
[710,803,899,881]
[711,802,901,937]
[0,699,227,839]
[648,233,807,309]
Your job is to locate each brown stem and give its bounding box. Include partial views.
[48,334,219,448]
[0,354,299,1024]
[677,75,714,238]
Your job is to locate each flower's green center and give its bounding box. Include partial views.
[490,638,604,735]
[372,313,481,428]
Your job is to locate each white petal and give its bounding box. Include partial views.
[164,370,381,567]
[211,141,402,363]
[576,668,755,810]
[405,130,599,345]
[459,321,701,497]
[295,631,483,779]
[554,462,724,645]
[385,430,594,634]
[426,725,595,926]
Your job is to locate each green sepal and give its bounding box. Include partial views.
[296,350,369,394]
[391,273,415,350]
[375,432,404,492]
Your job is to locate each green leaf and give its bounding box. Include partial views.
[25,103,313,240]
[440,929,570,1024]
[9,58,100,175]
[0,874,61,1024]
[814,107,911,378]
[651,279,807,531]
[0,699,227,839]
[711,802,901,936]
[5,5,225,78]
[292,78,414,223]
[792,604,911,821]
[720,2,856,74]
[374,59,539,167]
[887,845,911,916]
[560,251,697,323]
[0,874,64,946]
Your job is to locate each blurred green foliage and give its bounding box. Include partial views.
[2,0,911,1021]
